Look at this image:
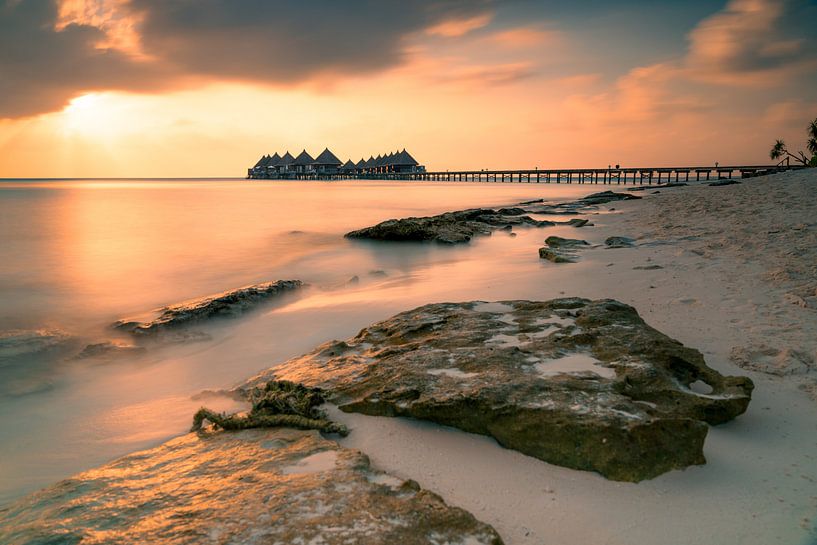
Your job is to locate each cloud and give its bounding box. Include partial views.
[426,12,493,38]
[0,0,169,118]
[561,0,817,130]
[684,0,817,85]
[0,0,492,119]
[484,27,556,49]
[434,61,536,85]
[762,99,817,128]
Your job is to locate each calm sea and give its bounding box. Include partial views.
[0,178,596,504]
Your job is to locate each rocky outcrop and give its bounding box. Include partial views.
[113,280,303,338]
[246,299,753,482]
[539,248,575,263]
[580,191,643,205]
[560,218,592,227]
[539,236,589,263]
[628,183,688,192]
[544,236,589,248]
[0,329,74,362]
[73,341,146,360]
[605,236,636,248]
[344,209,554,244]
[345,191,640,245]
[0,428,503,545]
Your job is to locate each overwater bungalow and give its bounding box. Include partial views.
[291,150,315,174]
[314,148,343,174]
[247,147,424,179]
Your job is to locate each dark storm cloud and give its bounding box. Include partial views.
[0,0,168,118]
[0,0,490,119]
[131,0,490,80]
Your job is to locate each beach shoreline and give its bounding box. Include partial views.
[2,171,816,544]
[324,169,817,544]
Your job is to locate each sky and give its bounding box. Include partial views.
[1,0,816,177]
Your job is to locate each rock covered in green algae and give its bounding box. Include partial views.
[113,280,303,338]
[0,428,503,545]
[246,298,754,482]
[344,208,554,244]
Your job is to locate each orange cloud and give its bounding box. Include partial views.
[435,62,536,86]
[426,13,493,38]
[56,0,146,58]
[684,0,816,85]
[485,27,556,48]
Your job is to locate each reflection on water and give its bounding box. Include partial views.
[0,178,598,504]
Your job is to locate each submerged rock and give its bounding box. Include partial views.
[627,183,688,192]
[74,341,146,360]
[0,428,503,545]
[113,280,303,337]
[580,191,643,205]
[247,299,753,482]
[0,329,74,363]
[523,206,580,216]
[561,218,592,227]
[345,208,554,244]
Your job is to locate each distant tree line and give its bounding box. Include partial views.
[770,117,817,167]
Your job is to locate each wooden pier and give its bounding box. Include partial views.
[290,164,802,183]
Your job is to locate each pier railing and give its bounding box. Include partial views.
[358,164,803,183]
[257,164,804,183]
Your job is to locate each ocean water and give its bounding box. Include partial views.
[0,178,599,505]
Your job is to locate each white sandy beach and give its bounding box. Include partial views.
[326,169,817,545]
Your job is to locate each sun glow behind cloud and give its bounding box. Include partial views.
[62,94,115,135]
[0,0,815,177]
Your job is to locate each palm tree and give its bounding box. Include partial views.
[769,139,787,161]
[807,118,817,157]
[769,118,815,166]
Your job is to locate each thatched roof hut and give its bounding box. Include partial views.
[252,155,269,168]
[392,149,419,166]
[314,148,342,167]
[292,150,314,167]
[280,151,295,166]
